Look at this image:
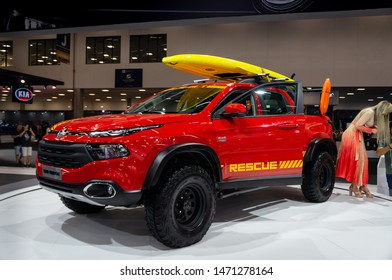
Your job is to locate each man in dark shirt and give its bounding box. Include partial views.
[20,122,36,167]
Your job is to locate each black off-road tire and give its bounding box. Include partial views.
[301,152,335,202]
[144,165,216,248]
[60,196,106,214]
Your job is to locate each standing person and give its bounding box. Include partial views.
[20,122,36,167]
[336,100,392,198]
[376,121,392,196]
[40,121,50,141]
[11,123,23,166]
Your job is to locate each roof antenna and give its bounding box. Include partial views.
[290,73,296,79]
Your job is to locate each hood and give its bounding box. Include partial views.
[51,113,190,132]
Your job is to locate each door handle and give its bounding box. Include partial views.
[277,122,299,129]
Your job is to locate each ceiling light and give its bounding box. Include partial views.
[138,89,146,92]
[357,88,365,91]
[368,99,374,102]
[346,92,354,96]
[102,89,109,92]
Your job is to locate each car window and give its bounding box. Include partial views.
[249,84,298,116]
[212,89,255,117]
[213,82,298,118]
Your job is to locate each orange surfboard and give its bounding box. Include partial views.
[320,78,331,116]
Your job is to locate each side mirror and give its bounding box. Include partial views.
[223,103,247,117]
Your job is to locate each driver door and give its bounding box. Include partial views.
[212,82,305,181]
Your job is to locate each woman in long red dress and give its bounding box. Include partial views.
[336,100,392,197]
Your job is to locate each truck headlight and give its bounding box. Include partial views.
[86,144,130,160]
[88,124,162,138]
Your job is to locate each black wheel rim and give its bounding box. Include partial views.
[174,184,206,230]
[319,161,333,193]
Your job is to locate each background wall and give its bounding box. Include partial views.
[74,12,392,89]
[1,10,391,112]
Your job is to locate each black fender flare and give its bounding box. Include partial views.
[303,138,338,167]
[142,143,222,190]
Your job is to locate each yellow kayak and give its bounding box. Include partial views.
[162,54,294,82]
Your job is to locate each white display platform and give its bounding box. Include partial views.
[377,155,390,196]
[1,183,391,260]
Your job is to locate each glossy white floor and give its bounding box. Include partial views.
[1,178,392,260]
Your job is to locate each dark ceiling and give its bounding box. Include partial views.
[1,1,391,108]
[0,68,64,86]
[1,1,391,32]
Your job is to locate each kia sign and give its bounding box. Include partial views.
[12,86,34,104]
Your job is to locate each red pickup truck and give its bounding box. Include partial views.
[36,60,337,248]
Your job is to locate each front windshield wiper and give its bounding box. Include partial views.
[138,110,166,114]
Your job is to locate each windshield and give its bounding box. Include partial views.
[125,85,225,114]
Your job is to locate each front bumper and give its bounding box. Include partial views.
[37,175,142,207]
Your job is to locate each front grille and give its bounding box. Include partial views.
[38,140,93,168]
[38,176,84,193]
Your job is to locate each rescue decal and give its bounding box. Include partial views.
[222,159,303,173]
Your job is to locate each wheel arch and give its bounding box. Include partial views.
[303,138,337,168]
[142,143,222,190]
